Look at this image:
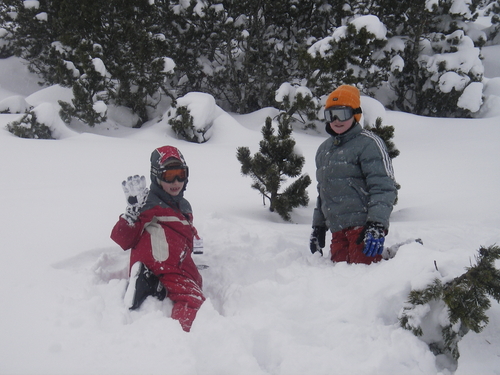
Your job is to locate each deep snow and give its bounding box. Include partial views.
[1,47,500,375]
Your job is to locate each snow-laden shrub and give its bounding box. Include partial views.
[415,31,484,117]
[383,1,486,118]
[168,106,198,142]
[304,15,390,98]
[59,57,108,127]
[7,110,54,139]
[400,245,500,366]
[6,102,76,139]
[0,25,14,58]
[167,92,219,143]
[275,83,320,130]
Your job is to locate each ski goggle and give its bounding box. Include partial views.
[324,106,355,122]
[160,167,188,183]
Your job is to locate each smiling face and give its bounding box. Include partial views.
[329,117,355,135]
[160,180,185,196]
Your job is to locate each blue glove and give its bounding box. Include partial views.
[310,226,326,255]
[358,222,386,257]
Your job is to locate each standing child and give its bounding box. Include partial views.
[310,85,398,264]
[111,145,205,332]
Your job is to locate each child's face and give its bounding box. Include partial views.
[329,117,355,135]
[160,180,185,196]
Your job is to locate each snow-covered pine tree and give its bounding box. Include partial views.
[182,0,249,112]
[302,14,390,101]
[170,0,337,114]
[158,0,212,100]
[399,245,500,362]
[101,0,176,126]
[4,0,493,122]
[168,106,199,143]
[379,0,485,117]
[484,0,500,43]
[228,0,329,113]
[7,110,54,139]
[236,114,311,221]
[0,1,16,58]
[58,56,108,127]
[5,0,176,127]
[0,0,94,86]
[200,0,280,112]
[275,82,320,130]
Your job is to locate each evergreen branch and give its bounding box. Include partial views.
[400,245,500,361]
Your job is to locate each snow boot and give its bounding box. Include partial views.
[124,261,167,310]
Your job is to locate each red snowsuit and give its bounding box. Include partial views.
[111,203,204,331]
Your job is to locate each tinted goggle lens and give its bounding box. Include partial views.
[325,106,354,122]
[161,168,187,183]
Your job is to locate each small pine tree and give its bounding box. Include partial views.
[399,245,500,362]
[6,111,54,139]
[236,113,311,221]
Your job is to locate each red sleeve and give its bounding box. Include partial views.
[110,216,144,250]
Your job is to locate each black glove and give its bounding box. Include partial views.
[356,221,386,257]
[310,226,326,255]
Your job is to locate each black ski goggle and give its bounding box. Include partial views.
[324,106,358,122]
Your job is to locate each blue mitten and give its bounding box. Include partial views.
[121,175,149,225]
[358,222,386,257]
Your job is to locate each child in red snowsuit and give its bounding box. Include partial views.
[111,146,205,332]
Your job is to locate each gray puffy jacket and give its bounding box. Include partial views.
[313,123,397,232]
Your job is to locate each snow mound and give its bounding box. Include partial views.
[31,102,78,139]
[26,84,73,107]
[0,95,31,114]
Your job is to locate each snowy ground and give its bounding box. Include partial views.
[1,46,500,375]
